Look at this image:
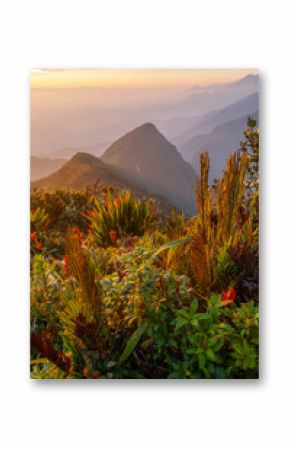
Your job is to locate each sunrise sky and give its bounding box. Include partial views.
[30,68,258,155]
[30,68,259,89]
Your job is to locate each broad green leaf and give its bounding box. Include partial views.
[119,325,145,365]
[190,299,198,314]
[206,348,216,362]
[191,318,198,327]
[177,310,190,320]
[208,337,217,347]
[198,354,206,369]
[175,318,188,329]
[212,340,224,352]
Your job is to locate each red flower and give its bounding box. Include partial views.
[109,230,117,244]
[114,199,120,208]
[63,255,69,275]
[35,240,42,249]
[221,287,237,306]
[30,232,37,241]
[71,226,83,244]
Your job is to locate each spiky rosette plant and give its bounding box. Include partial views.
[84,190,156,247]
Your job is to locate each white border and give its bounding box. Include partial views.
[1,1,289,448]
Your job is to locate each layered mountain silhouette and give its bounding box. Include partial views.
[173,74,258,117]
[180,111,259,182]
[39,141,109,160]
[32,74,259,158]
[174,92,259,146]
[32,124,197,214]
[31,152,174,211]
[32,152,133,190]
[101,123,196,213]
[234,74,258,86]
[31,156,66,181]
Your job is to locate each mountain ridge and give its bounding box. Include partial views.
[32,123,197,214]
[32,151,174,211]
[174,92,259,146]
[180,111,259,182]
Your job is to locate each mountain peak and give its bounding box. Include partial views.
[134,122,159,132]
[101,123,196,214]
[124,122,161,138]
[102,122,175,162]
[71,151,100,164]
[32,123,196,214]
[235,74,258,85]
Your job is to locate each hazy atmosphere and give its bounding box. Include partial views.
[31,68,258,156]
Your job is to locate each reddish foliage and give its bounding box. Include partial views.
[109,230,117,244]
[221,287,237,306]
[71,226,83,244]
[63,255,69,274]
[31,332,71,373]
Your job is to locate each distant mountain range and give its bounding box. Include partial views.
[31,152,175,212]
[153,82,258,143]
[32,152,131,190]
[39,141,109,160]
[174,92,259,146]
[31,74,259,213]
[172,74,258,118]
[31,156,66,181]
[32,123,197,214]
[31,74,259,156]
[31,142,110,182]
[180,111,259,182]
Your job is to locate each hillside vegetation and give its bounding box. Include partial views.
[30,119,259,379]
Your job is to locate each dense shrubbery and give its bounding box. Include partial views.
[30,120,259,379]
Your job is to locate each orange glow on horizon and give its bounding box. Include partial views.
[30,68,258,90]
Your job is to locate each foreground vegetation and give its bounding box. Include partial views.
[30,120,259,379]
